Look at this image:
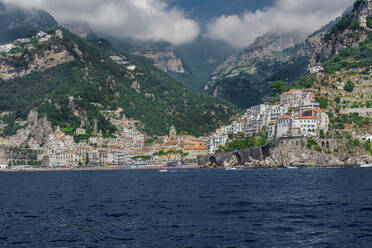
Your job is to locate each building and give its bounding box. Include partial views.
[280,89,303,107]
[0,43,15,53]
[300,100,320,111]
[267,121,276,140]
[303,109,329,134]
[48,150,76,167]
[275,116,293,138]
[292,116,318,137]
[360,135,372,142]
[183,146,207,159]
[207,135,228,154]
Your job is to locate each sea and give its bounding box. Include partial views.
[1,167,372,248]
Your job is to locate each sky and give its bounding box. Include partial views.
[2,0,355,48]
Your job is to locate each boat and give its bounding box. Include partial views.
[159,169,169,172]
[224,167,237,171]
[285,166,298,169]
[360,164,372,168]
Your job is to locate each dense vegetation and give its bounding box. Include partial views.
[217,132,267,152]
[0,28,239,137]
[207,72,273,109]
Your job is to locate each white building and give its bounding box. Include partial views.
[267,121,276,140]
[292,116,318,137]
[48,151,76,167]
[268,105,288,121]
[280,89,303,107]
[300,100,320,111]
[127,65,136,71]
[275,116,293,138]
[207,135,228,154]
[16,38,30,44]
[0,43,15,53]
[361,135,372,142]
[231,121,244,134]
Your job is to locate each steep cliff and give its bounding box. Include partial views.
[310,0,372,68]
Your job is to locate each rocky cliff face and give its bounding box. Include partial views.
[132,46,185,73]
[265,137,372,168]
[0,39,76,80]
[27,110,53,143]
[211,32,304,80]
[310,0,372,68]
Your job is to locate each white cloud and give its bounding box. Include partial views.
[2,0,200,45]
[207,0,355,48]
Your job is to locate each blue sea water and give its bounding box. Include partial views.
[1,167,372,248]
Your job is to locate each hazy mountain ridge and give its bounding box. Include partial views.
[0,1,57,44]
[203,32,306,108]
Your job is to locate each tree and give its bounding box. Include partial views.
[271,80,286,93]
[344,81,355,92]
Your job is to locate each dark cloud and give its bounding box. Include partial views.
[2,0,200,45]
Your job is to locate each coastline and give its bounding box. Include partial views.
[0,163,370,173]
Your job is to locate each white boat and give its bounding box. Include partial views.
[285,166,298,169]
[360,164,372,168]
[159,169,169,172]
[224,167,237,171]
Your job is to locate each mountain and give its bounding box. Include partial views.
[60,1,275,92]
[0,1,57,44]
[204,32,307,108]
[0,28,239,138]
[201,4,356,109]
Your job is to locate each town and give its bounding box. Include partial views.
[0,86,337,169]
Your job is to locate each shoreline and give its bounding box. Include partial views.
[0,164,369,172]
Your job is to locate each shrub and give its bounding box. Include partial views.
[344,81,355,92]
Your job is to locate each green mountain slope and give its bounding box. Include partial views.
[0,28,239,137]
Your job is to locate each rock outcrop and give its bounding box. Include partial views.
[0,39,75,80]
[310,0,372,68]
[132,46,184,73]
[27,110,53,143]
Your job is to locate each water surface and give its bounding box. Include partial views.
[1,167,372,247]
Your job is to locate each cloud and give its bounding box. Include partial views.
[207,0,355,48]
[2,0,200,45]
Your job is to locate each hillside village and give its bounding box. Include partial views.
[1,0,372,169]
[207,89,330,153]
[1,84,360,169]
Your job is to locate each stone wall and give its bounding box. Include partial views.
[198,145,270,167]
